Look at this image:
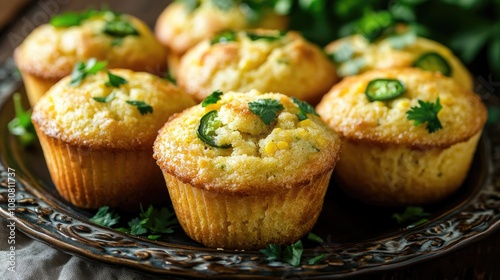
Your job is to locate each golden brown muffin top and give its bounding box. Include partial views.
[316,68,487,150]
[154,1,288,55]
[325,32,473,89]
[15,11,166,80]
[153,90,342,194]
[177,29,337,104]
[32,68,196,150]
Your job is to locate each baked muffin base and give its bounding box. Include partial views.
[36,131,167,210]
[20,71,59,107]
[334,131,482,206]
[163,170,333,250]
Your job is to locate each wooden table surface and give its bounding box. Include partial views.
[0,0,499,279]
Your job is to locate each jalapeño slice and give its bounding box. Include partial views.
[365,79,406,102]
[197,110,231,148]
[413,52,452,77]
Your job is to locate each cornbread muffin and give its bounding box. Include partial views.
[316,68,487,206]
[155,0,288,75]
[177,29,337,105]
[325,30,473,89]
[153,90,342,249]
[15,10,167,106]
[31,69,196,209]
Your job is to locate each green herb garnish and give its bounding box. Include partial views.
[260,240,304,267]
[165,72,177,85]
[210,30,237,45]
[8,93,36,147]
[292,97,319,121]
[70,58,108,86]
[413,52,452,77]
[90,206,120,227]
[197,110,231,148]
[211,0,235,11]
[355,10,394,42]
[365,78,406,102]
[248,98,284,125]
[306,232,324,243]
[406,98,443,133]
[50,10,97,27]
[126,100,153,115]
[307,254,326,265]
[392,206,430,224]
[245,31,286,41]
[201,90,223,107]
[105,71,127,88]
[179,0,201,12]
[103,18,139,37]
[116,205,178,240]
[93,91,116,103]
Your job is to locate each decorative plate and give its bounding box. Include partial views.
[0,60,499,279]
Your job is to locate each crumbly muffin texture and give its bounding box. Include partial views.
[154,90,342,194]
[316,68,486,149]
[15,12,166,80]
[155,1,288,56]
[33,69,196,149]
[325,32,472,89]
[177,30,337,104]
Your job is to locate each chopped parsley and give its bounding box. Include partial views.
[50,10,98,27]
[69,58,108,86]
[105,71,127,88]
[307,254,326,265]
[292,97,319,121]
[201,90,223,107]
[248,98,284,125]
[211,30,237,45]
[90,206,120,227]
[103,18,140,37]
[392,206,430,224]
[306,232,324,243]
[8,93,36,147]
[406,98,443,133]
[245,31,286,41]
[260,240,303,266]
[93,91,116,103]
[164,72,177,85]
[126,100,153,115]
[92,205,178,241]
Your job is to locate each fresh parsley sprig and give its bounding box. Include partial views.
[210,31,237,45]
[292,97,319,121]
[89,206,120,227]
[201,90,223,107]
[406,98,443,133]
[8,93,37,147]
[248,98,284,125]
[103,19,140,37]
[105,71,127,88]
[392,206,430,229]
[126,100,153,115]
[93,91,116,103]
[260,240,303,266]
[89,205,178,240]
[70,58,108,86]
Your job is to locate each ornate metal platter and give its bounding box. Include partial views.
[0,60,499,278]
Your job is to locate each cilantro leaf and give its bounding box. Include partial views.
[50,11,88,27]
[89,206,120,227]
[406,98,443,133]
[245,31,286,41]
[103,19,139,37]
[260,243,282,261]
[248,98,284,125]
[8,93,36,147]
[201,90,223,107]
[260,241,304,267]
[140,205,178,234]
[93,91,116,103]
[307,254,326,265]
[292,97,319,121]
[128,217,148,235]
[392,206,430,224]
[105,71,127,88]
[126,100,153,115]
[70,58,108,86]
[306,232,324,243]
[282,240,303,267]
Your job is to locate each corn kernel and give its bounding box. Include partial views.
[397,100,410,109]
[299,130,308,138]
[265,141,278,155]
[298,119,312,128]
[274,127,282,133]
[277,141,289,149]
